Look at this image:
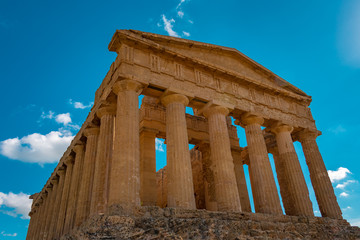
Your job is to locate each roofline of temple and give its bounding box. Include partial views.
[108,29,310,98]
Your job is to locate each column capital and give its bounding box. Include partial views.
[297,129,320,142]
[271,124,293,134]
[161,93,189,107]
[203,105,229,118]
[113,79,143,94]
[57,168,66,177]
[84,127,100,137]
[240,113,264,126]
[73,143,84,153]
[50,177,59,185]
[96,105,116,118]
[64,156,74,166]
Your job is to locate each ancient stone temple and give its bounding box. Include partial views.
[26,30,360,239]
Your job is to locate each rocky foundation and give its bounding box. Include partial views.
[63,207,360,240]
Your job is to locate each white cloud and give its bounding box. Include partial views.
[0,192,32,219]
[69,99,93,109]
[328,125,346,134]
[342,206,352,211]
[1,231,17,237]
[0,130,73,164]
[183,31,190,37]
[336,180,357,189]
[155,138,165,152]
[176,0,186,9]
[328,167,351,182]
[178,11,184,18]
[188,20,193,24]
[161,15,179,37]
[340,192,349,197]
[40,110,55,120]
[55,113,72,126]
[349,218,360,227]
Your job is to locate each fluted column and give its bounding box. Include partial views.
[198,143,218,211]
[63,144,85,233]
[26,211,35,240]
[204,106,241,212]
[240,114,282,214]
[56,156,75,238]
[161,94,196,209]
[43,178,58,240]
[272,124,313,217]
[90,106,116,215]
[38,190,50,239]
[232,149,251,212]
[30,208,40,240]
[33,198,44,240]
[298,130,342,219]
[48,169,66,240]
[140,128,158,206]
[269,147,292,215]
[75,127,99,226]
[108,80,143,212]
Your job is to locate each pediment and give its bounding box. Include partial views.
[109,30,309,98]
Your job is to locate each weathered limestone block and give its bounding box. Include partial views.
[62,207,360,240]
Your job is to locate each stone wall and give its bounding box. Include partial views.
[63,207,360,240]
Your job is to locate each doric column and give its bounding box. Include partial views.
[108,80,143,212]
[140,127,158,206]
[38,189,51,239]
[161,94,196,209]
[203,106,241,212]
[32,198,44,240]
[298,130,342,219]
[63,144,85,233]
[269,147,292,215]
[240,114,282,214]
[90,106,116,215]
[33,195,45,240]
[43,178,58,240]
[26,211,35,240]
[198,143,217,211]
[232,149,251,212]
[272,124,313,217]
[75,127,99,226]
[48,169,66,240]
[55,156,75,238]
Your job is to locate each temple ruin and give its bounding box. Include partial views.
[26,30,359,239]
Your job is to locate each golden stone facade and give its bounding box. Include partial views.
[26,30,344,239]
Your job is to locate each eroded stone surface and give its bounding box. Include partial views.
[63,207,360,240]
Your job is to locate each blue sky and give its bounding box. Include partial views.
[1,0,360,238]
